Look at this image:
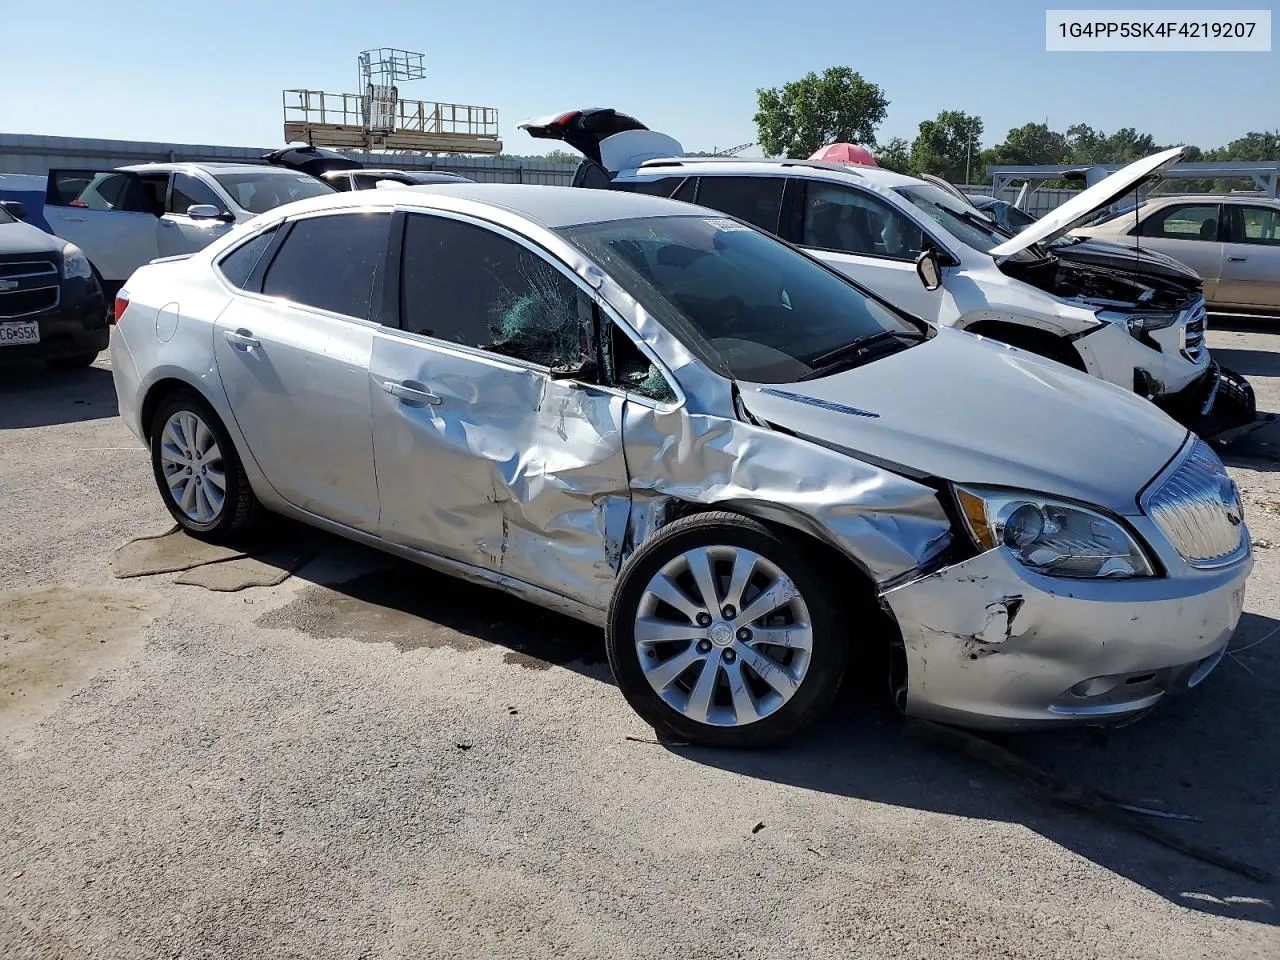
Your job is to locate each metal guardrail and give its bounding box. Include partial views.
[282,90,499,140]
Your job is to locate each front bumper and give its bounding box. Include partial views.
[0,279,107,365]
[882,544,1251,730]
[1074,315,1209,400]
[1155,361,1256,438]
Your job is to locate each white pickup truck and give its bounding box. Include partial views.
[44,161,335,299]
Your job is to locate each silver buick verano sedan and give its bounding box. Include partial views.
[109,185,1251,747]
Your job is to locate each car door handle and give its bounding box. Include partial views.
[57,215,87,222]
[382,379,442,406]
[1227,256,1248,262]
[222,329,261,350]
[159,219,175,227]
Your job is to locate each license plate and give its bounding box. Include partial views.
[0,320,40,345]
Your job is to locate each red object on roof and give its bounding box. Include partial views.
[808,143,879,166]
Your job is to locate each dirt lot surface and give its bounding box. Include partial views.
[2,327,1278,959]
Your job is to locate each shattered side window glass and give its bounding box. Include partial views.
[609,322,677,404]
[402,213,584,367]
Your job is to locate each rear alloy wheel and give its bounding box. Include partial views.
[606,512,848,748]
[150,390,261,542]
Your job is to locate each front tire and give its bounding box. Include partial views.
[150,390,262,543]
[606,512,849,748]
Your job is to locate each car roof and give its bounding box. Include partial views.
[1127,193,1278,206]
[118,162,307,175]
[629,157,924,190]
[261,182,711,229]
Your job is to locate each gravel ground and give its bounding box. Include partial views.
[2,328,1278,959]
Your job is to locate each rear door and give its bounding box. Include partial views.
[44,169,166,283]
[213,211,390,531]
[370,209,629,604]
[1218,203,1280,311]
[1131,202,1225,300]
[157,172,234,257]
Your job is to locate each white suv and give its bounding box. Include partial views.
[524,109,1251,432]
[43,162,335,299]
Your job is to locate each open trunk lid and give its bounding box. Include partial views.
[989,146,1185,257]
[519,108,683,171]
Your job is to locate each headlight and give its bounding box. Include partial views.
[61,244,93,280]
[954,485,1154,579]
[1098,308,1178,342]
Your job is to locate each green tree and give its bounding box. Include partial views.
[754,67,889,158]
[1207,130,1280,161]
[1066,124,1159,164]
[875,137,911,173]
[989,122,1070,166]
[543,149,581,165]
[909,110,984,182]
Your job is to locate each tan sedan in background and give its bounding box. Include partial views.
[1074,195,1280,317]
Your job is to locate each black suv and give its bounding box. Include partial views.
[0,200,107,369]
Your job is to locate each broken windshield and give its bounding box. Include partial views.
[560,215,928,384]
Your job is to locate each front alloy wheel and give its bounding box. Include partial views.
[607,512,848,747]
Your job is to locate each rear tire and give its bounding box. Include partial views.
[150,389,262,543]
[45,351,99,370]
[606,511,849,748]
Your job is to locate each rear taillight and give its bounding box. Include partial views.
[112,290,130,325]
[68,199,88,208]
[553,110,580,127]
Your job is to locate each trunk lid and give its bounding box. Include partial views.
[990,147,1186,257]
[519,108,683,171]
[739,328,1186,515]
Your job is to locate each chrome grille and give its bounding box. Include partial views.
[0,260,57,279]
[0,286,58,317]
[1182,299,1206,361]
[1144,440,1245,565]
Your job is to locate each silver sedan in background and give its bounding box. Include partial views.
[108,185,1250,746]
[1075,194,1280,318]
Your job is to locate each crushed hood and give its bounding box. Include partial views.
[990,147,1185,257]
[739,328,1187,516]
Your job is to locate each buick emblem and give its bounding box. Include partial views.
[1220,476,1243,526]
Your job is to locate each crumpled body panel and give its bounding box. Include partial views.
[620,404,953,585]
[882,545,1251,729]
[370,329,631,614]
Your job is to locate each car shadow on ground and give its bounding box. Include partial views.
[248,520,1277,925]
[0,361,117,429]
[675,613,1278,925]
[245,519,609,677]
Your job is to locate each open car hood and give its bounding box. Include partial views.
[739,328,1186,516]
[520,107,683,171]
[990,147,1185,257]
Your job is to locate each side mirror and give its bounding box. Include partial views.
[1,200,26,221]
[549,357,598,382]
[915,249,943,291]
[186,204,223,221]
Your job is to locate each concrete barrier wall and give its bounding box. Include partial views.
[0,132,579,185]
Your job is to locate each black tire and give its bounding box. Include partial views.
[150,389,262,543]
[606,511,850,748]
[45,351,99,370]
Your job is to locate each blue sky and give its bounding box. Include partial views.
[4,1,1275,155]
